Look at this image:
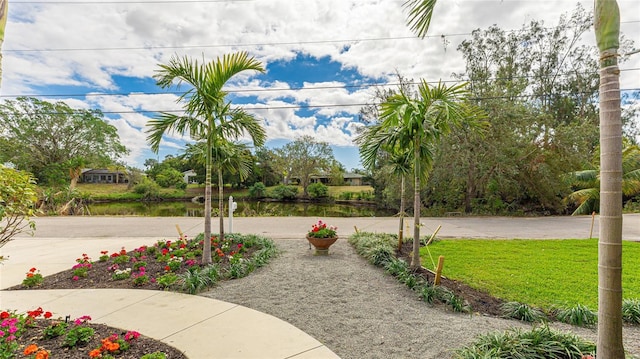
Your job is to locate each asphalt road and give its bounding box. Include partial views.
[18,214,640,240]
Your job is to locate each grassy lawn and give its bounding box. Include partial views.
[421,238,640,310]
[76,183,186,200]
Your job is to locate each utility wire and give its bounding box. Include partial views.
[2,68,638,99]
[9,87,639,116]
[5,18,638,53]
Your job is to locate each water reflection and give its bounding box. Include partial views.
[87,200,395,217]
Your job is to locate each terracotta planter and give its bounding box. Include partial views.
[306,236,338,256]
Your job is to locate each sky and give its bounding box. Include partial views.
[1,0,639,171]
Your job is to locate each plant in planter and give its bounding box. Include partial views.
[306,220,338,255]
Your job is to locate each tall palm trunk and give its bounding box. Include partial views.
[202,137,213,265]
[411,138,421,269]
[218,167,225,241]
[398,174,405,251]
[595,0,624,356]
[0,0,7,87]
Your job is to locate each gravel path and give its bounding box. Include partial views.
[200,238,640,359]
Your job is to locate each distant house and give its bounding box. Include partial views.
[309,172,366,186]
[343,172,365,186]
[183,169,198,184]
[80,169,127,184]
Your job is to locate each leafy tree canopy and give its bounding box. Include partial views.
[0,97,129,186]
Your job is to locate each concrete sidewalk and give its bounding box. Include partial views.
[0,289,337,359]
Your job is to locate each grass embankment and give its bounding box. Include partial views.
[76,183,187,201]
[77,183,374,201]
[421,238,640,310]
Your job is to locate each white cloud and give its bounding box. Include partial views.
[2,0,639,169]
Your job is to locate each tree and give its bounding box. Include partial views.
[275,136,335,197]
[0,165,38,251]
[566,145,640,215]
[361,80,485,269]
[0,97,129,186]
[594,0,624,356]
[183,140,254,234]
[146,52,266,265]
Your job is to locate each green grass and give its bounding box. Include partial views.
[421,238,640,309]
[76,183,186,200]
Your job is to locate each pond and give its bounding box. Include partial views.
[86,200,396,217]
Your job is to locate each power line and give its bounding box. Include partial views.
[7,87,639,117]
[2,68,638,99]
[5,19,638,53]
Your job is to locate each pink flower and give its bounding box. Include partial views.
[72,276,79,281]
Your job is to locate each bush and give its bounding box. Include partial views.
[307,182,329,199]
[155,168,184,188]
[133,178,161,200]
[248,182,267,198]
[556,304,597,327]
[269,185,298,200]
[0,165,38,249]
[623,298,640,324]
[500,302,546,323]
[455,325,595,359]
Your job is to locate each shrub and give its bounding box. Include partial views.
[154,167,184,188]
[133,178,161,200]
[622,298,640,324]
[64,326,95,348]
[269,185,298,200]
[180,267,212,294]
[0,165,38,249]
[419,284,439,304]
[500,301,546,323]
[157,272,179,289]
[556,304,597,327]
[307,182,329,198]
[248,182,267,198]
[454,325,595,359]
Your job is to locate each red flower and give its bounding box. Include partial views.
[29,267,37,272]
[44,311,52,319]
[0,311,10,319]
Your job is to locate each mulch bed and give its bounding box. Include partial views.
[397,240,505,316]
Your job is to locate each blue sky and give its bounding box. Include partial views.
[1,0,639,171]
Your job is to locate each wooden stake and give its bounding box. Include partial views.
[434,256,445,286]
[176,224,186,242]
[354,226,359,233]
[590,211,596,239]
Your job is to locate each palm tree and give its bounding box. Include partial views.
[361,80,484,269]
[567,145,640,215]
[404,1,626,352]
[357,126,412,251]
[147,52,266,265]
[183,140,254,236]
[594,1,625,355]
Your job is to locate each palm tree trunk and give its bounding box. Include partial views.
[411,141,421,269]
[202,138,213,265]
[597,45,625,359]
[218,167,225,242]
[398,175,405,252]
[595,0,624,356]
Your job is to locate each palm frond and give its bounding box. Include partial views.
[403,0,438,38]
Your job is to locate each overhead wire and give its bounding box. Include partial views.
[2,68,639,99]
